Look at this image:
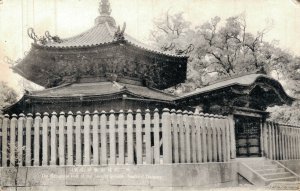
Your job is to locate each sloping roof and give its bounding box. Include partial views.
[177,73,295,103]
[29,81,177,101]
[39,21,185,58]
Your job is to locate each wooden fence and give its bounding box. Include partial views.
[263,121,300,160]
[0,109,235,167]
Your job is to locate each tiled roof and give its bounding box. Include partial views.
[42,22,185,58]
[30,82,177,101]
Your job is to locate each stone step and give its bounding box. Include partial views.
[256,168,286,174]
[263,172,293,179]
[251,164,279,170]
[265,176,297,185]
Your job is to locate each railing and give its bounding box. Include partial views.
[0,109,235,167]
[263,121,300,160]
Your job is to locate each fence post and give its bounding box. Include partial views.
[59,112,66,166]
[205,114,213,162]
[220,117,227,162]
[171,109,179,163]
[228,115,236,159]
[153,109,160,164]
[145,109,152,164]
[127,110,134,164]
[136,109,143,164]
[194,110,202,163]
[215,116,222,162]
[100,111,107,165]
[162,108,172,164]
[75,111,82,165]
[189,111,197,163]
[84,111,91,165]
[225,117,231,162]
[183,111,190,163]
[18,113,25,167]
[50,112,58,166]
[42,113,50,166]
[34,113,42,166]
[92,111,99,165]
[67,112,74,166]
[200,113,207,163]
[2,114,9,167]
[118,110,125,164]
[10,114,17,167]
[177,110,185,163]
[109,110,116,165]
[26,113,33,166]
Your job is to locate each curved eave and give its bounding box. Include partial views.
[175,75,295,106]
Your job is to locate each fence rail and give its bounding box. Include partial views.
[0,108,235,167]
[263,121,300,160]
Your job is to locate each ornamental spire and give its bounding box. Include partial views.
[99,0,112,16]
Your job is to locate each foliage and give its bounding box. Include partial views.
[151,11,300,123]
[0,82,18,110]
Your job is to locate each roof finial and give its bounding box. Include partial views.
[99,0,112,16]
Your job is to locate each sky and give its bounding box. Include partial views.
[0,0,300,94]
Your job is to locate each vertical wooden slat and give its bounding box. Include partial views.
[118,110,125,164]
[189,111,197,163]
[58,112,66,166]
[205,114,213,162]
[75,111,82,165]
[228,115,236,159]
[194,110,202,163]
[288,128,292,159]
[67,112,74,166]
[225,117,231,162]
[136,109,143,164]
[277,124,283,160]
[272,122,276,160]
[274,123,279,160]
[50,112,58,166]
[263,122,269,158]
[34,113,42,166]
[100,111,107,165]
[145,109,152,164]
[170,109,177,163]
[200,113,207,163]
[2,114,9,167]
[216,116,222,162]
[127,110,134,164]
[109,110,116,165]
[162,108,172,164]
[260,119,264,158]
[183,111,190,163]
[297,129,300,159]
[92,111,99,165]
[221,117,227,162]
[177,110,185,163]
[282,127,287,160]
[153,109,160,164]
[18,114,25,166]
[42,113,50,166]
[83,111,91,165]
[292,128,296,159]
[268,122,273,160]
[10,114,17,166]
[210,115,218,162]
[26,113,33,166]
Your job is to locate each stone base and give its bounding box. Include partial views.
[0,163,238,191]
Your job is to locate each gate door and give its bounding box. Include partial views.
[235,115,261,157]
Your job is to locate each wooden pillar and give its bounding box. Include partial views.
[109,110,116,165]
[100,111,107,165]
[75,111,83,165]
[10,114,17,166]
[18,114,26,167]
[162,108,172,164]
[183,111,190,163]
[118,110,125,164]
[66,112,74,166]
[145,109,152,164]
[136,109,143,164]
[127,110,134,164]
[34,113,42,166]
[26,113,33,166]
